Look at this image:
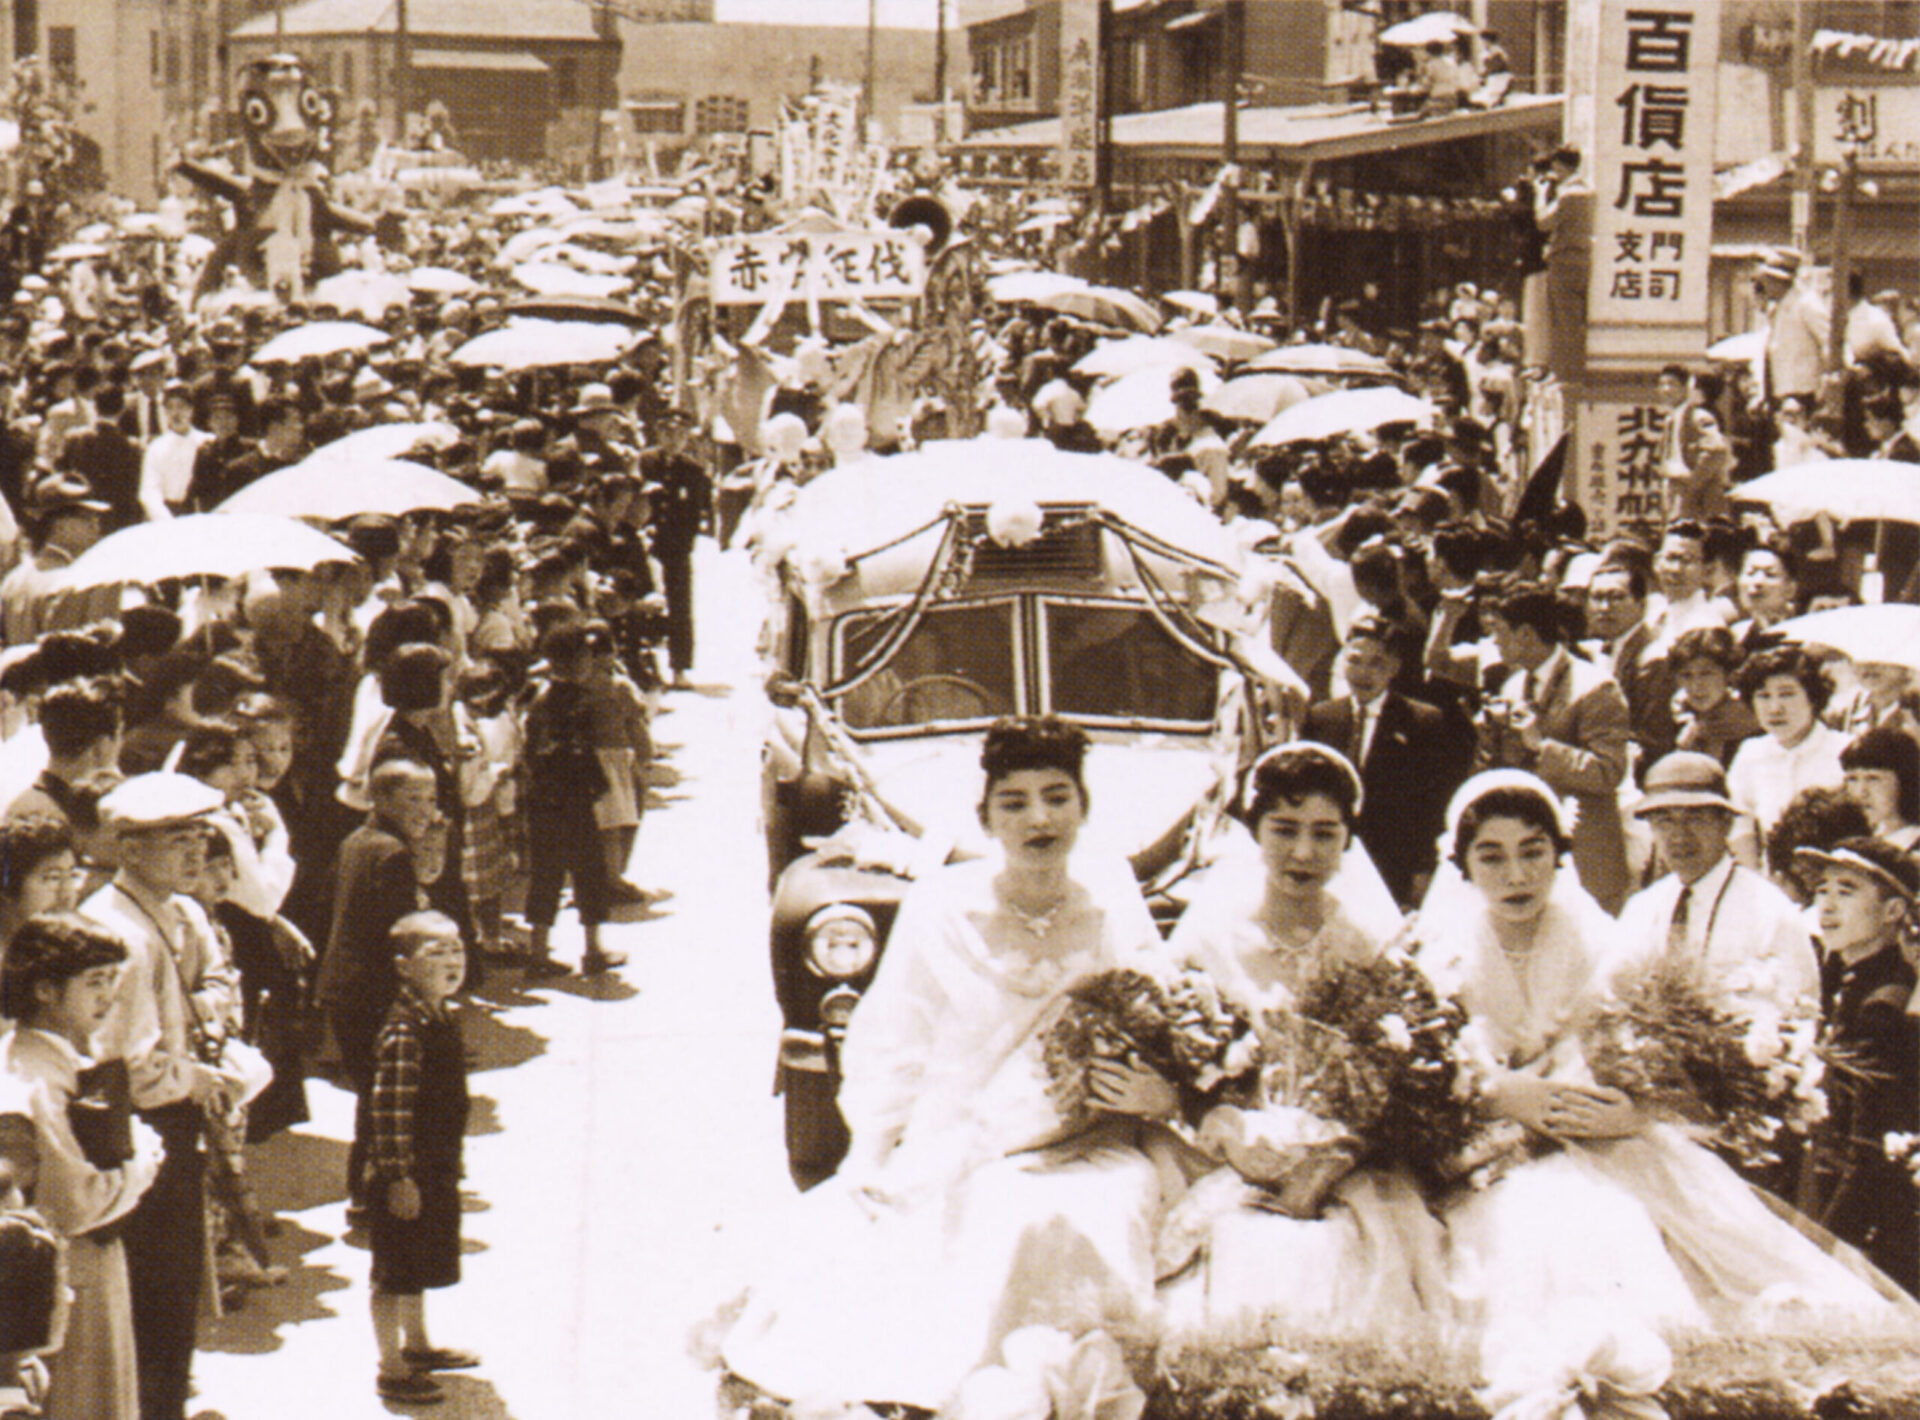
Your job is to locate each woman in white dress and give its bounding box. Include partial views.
[1727,645,1848,866]
[1159,743,1454,1339]
[1417,770,1917,1383]
[722,717,1170,1414]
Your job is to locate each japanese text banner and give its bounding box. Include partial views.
[1058,0,1100,189]
[1587,0,1719,363]
[707,232,927,307]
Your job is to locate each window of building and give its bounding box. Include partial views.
[192,29,209,92]
[694,94,748,134]
[555,56,581,105]
[47,26,75,86]
[150,29,159,81]
[341,51,355,100]
[315,51,332,87]
[628,99,684,135]
[164,32,180,87]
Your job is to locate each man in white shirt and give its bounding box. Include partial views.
[1647,520,1731,653]
[85,772,243,1420]
[1616,751,1820,1018]
[137,381,207,521]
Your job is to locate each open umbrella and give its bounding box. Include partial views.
[308,421,461,464]
[1246,343,1394,378]
[216,458,482,521]
[1074,336,1215,380]
[1774,604,1920,672]
[510,261,631,300]
[1163,290,1219,317]
[487,187,578,219]
[503,295,646,326]
[1174,324,1277,363]
[1029,284,1164,334]
[1013,212,1074,235]
[1734,459,1920,525]
[47,241,110,262]
[1379,11,1478,46]
[407,266,478,296]
[1250,386,1435,447]
[543,243,636,276]
[986,270,1089,305]
[311,269,410,321]
[1203,373,1315,424]
[251,320,390,366]
[1706,331,1765,363]
[1086,364,1221,435]
[448,318,639,371]
[52,514,356,591]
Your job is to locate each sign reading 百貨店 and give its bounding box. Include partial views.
[1585,0,1720,369]
[1058,0,1100,189]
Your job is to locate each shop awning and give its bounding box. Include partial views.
[411,50,550,73]
[960,93,1562,167]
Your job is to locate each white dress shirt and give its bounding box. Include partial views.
[1614,853,1821,1016]
[139,426,208,520]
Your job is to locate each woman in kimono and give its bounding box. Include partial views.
[1415,770,1918,1384]
[723,716,1169,1414]
[1158,743,1453,1338]
[1,914,161,1420]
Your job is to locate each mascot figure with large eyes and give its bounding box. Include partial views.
[175,53,402,303]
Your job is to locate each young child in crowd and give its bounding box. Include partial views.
[521,625,627,977]
[362,911,477,1407]
[1796,838,1920,1293]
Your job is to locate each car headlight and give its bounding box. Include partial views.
[819,984,862,1028]
[804,903,878,979]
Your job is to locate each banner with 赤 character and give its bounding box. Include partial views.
[1585,0,1720,369]
[1579,400,1669,540]
[707,231,927,307]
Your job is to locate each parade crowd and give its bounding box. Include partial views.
[0,123,1905,1418]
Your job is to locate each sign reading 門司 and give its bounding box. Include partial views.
[1058,0,1100,189]
[1586,1,1720,366]
[707,232,927,307]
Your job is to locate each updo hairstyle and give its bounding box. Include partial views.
[1234,745,1362,832]
[977,716,1090,820]
[1448,784,1573,871]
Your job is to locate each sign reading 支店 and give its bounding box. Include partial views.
[1058,0,1100,189]
[1585,0,1720,369]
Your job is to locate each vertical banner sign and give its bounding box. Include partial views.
[1585,1,1720,367]
[1583,400,1669,539]
[1058,0,1100,188]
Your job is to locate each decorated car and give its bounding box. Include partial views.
[756,438,1299,1187]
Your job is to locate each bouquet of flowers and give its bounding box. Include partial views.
[1040,967,1262,1129]
[1580,957,1829,1169]
[1201,952,1476,1216]
[1885,1131,1920,1192]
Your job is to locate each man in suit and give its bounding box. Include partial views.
[1303,615,1465,908]
[1582,559,1677,774]
[1757,249,1829,405]
[1478,579,1634,912]
[61,381,143,531]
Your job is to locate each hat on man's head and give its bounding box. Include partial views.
[1757,247,1804,284]
[571,383,618,416]
[26,472,110,519]
[1633,751,1741,817]
[350,366,393,402]
[98,772,224,831]
[1794,836,1920,902]
[129,347,168,376]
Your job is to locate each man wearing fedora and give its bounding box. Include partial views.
[1755,249,1830,406]
[0,470,110,644]
[1614,750,1820,1019]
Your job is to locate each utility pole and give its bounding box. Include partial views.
[863,0,877,142]
[1790,0,1814,250]
[394,0,411,146]
[1219,0,1244,310]
[933,0,947,145]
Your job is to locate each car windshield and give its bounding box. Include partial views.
[1041,600,1218,725]
[833,599,1021,731]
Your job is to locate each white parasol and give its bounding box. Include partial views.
[1379,11,1478,46]
[216,458,483,521]
[1029,284,1165,334]
[1250,386,1435,446]
[1735,459,1920,525]
[307,421,462,464]
[52,514,357,590]
[510,261,632,299]
[310,269,410,321]
[1173,324,1277,363]
[251,320,391,365]
[448,317,639,371]
[1246,343,1395,378]
[406,266,479,296]
[1074,336,1216,379]
[1086,365,1221,435]
[1773,604,1920,673]
[1204,373,1317,424]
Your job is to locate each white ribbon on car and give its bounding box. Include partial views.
[1479,1303,1671,1420]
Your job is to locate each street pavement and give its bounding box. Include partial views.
[192,541,801,1419]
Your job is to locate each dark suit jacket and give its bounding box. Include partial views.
[1303,691,1465,907]
[1605,621,1678,776]
[316,819,422,1025]
[61,424,142,531]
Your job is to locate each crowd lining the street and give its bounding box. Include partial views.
[0,120,1904,1417]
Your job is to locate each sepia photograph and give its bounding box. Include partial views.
[0,0,1911,1416]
